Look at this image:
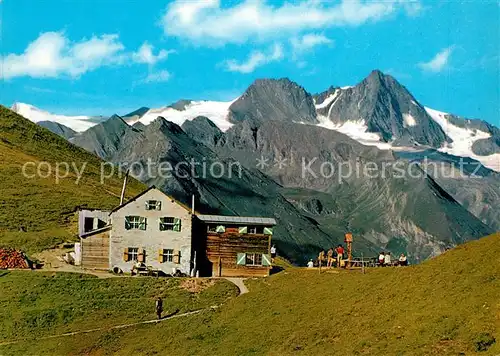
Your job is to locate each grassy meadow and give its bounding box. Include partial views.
[0,106,145,253]
[1,233,498,355]
[0,272,238,344]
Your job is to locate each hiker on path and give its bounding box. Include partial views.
[378,252,385,266]
[335,244,344,268]
[384,252,392,266]
[271,245,277,262]
[156,297,163,320]
[398,253,408,266]
[327,248,334,268]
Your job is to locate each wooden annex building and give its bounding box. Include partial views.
[195,215,276,277]
[78,186,276,278]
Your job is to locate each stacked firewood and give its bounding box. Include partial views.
[0,248,29,269]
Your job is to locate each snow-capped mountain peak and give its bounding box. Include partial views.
[9,72,500,172]
[425,107,500,172]
[11,102,101,132]
[132,99,236,132]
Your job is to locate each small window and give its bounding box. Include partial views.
[84,217,94,232]
[161,249,174,263]
[145,200,161,211]
[160,217,181,232]
[207,225,217,233]
[245,253,263,266]
[248,226,264,234]
[125,216,146,230]
[127,247,139,262]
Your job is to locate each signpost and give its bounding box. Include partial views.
[344,232,353,269]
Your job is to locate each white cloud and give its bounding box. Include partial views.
[418,47,454,72]
[291,33,333,53]
[1,32,175,80]
[161,0,420,45]
[132,42,175,65]
[1,32,126,79]
[142,70,171,83]
[224,43,283,74]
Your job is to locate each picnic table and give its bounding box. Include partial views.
[349,257,378,268]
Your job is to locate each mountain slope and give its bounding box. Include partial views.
[69,115,139,159]
[0,106,145,252]
[181,116,224,148]
[37,121,76,139]
[394,149,500,231]
[216,120,493,260]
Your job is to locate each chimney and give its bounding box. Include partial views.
[120,170,129,205]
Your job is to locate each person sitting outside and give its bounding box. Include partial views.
[384,252,392,266]
[378,252,385,266]
[398,253,408,266]
[131,260,146,275]
[335,244,345,268]
[327,248,334,268]
[307,259,314,268]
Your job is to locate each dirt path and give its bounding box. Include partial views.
[0,306,221,347]
[224,277,249,294]
[0,277,249,347]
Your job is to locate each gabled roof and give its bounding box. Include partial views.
[197,215,277,226]
[109,186,194,215]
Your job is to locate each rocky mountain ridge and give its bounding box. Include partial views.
[14,71,499,172]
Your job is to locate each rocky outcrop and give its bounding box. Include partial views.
[228,78,318,125]
[70,115,137,159]
[38,121,76,139]
[181,116,224,148]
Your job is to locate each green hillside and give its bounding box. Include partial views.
[1,233,498,355]
[0,106,145,253]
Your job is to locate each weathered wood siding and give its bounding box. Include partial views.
[81,231,110,270]
[205,229,271,277]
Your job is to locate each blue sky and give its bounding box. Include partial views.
[0,0,498,125]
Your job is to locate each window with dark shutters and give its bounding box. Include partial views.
[125,216,146,230]
[145,200,161,211]
[159,217,181,231]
